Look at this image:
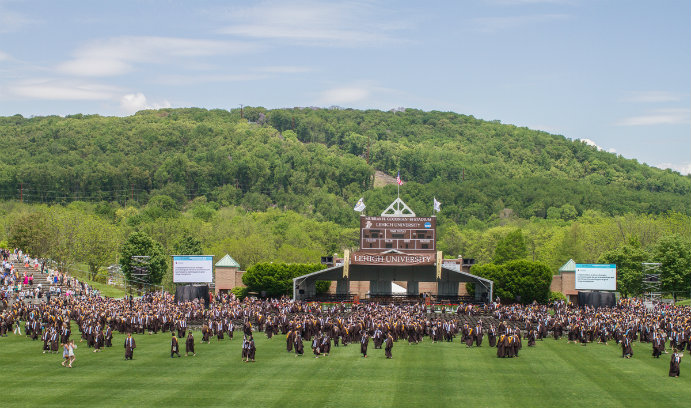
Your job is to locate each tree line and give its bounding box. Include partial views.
[2,200,688,299]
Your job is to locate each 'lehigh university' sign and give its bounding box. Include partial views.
[350,251,435,266]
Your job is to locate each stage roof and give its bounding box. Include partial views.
[292,263,493,300]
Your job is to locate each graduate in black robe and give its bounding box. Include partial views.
[384,333,393,359]
[669,349,682,377]
[527,327,537,347]
[124,333,136,360]
[464,327,474,348]
[170,333,181,358]
[247,337,256,362]
[474,324,483,347]
[497,334,505,358]
[286,330,294,352]
[488,325,497,348]
[185,331,195,356]
[652,332,664,358]
[321,335,331,356]
[294,333,304,356]
[360,333,369,358]
[621,336,633,359]
[312,335,321,358]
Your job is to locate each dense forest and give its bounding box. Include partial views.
[0,107,688,227]
[1,107,689,295]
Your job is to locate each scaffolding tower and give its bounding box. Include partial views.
[641,262,662,305]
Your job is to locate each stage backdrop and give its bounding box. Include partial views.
[175,285,210,307]
[578,291,616,308]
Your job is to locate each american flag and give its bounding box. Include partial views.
[396,171,403,185]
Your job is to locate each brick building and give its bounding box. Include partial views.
[550,259,578,304]
[214,254,244,294]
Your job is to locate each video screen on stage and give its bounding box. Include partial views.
[359,216,436,252]
[575,264,616,291]
[173,255,213,283]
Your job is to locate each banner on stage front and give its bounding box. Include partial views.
[575,264,616,291]
[173,255,213,283]
[350,250,435,266]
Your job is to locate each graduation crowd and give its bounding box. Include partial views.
[0,285,687,376]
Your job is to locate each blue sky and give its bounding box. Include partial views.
[1,0,689,173]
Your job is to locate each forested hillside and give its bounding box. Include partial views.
[0,107,688,227]
[2,107,689,294]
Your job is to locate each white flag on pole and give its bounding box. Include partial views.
[433,197,441,213]
[354,197,366,212]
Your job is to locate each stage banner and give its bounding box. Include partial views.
[350,250,435,266]
[343,249,350,278]
[436,251,442,279]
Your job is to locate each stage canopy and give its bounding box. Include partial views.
[292,262,493,303]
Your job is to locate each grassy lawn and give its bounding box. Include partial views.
[2,328,689,407]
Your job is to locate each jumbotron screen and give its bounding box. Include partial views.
[575,264,617,291]
[173,255,213,283]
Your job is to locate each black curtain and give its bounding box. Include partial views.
[175,285,210,308]
[578,291,616,308]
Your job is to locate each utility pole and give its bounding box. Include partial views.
[239,104,244,119]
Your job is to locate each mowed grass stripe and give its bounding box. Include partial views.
[1,330,689,407]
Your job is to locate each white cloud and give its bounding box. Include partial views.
[0,3,36,33]
[8,79,119,100]
[58,36,256,77]
[622,91,681,103]
[656,162,691,175]
[471,14,569,32]
[315,81,406,108]
[0,50,11,61]
[217,1,409,45]
[578,138,615,153]
[319,86,371,105]
[616,108,690,126]
[58,58,133,77]
[120,93,171,114]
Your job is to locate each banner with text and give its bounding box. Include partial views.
[350,251,435,266]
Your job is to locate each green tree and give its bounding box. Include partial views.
[653,235,691,301]
[74,214,121,280]
[316,281,331,294]
[242,262,323,297]
[471,260,552,304]
[598,237,648,298]
[173,235,203,255]
[120,231,168,287]
[8,210,51,258]
[493,229,527,264]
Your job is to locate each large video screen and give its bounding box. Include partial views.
[575,264,617,291]
[173,255,213,283]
